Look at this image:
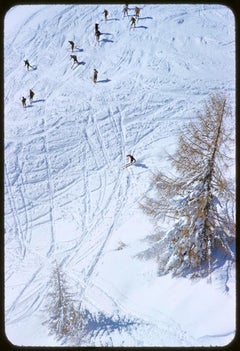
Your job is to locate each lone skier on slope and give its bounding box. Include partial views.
[93,69,98,83]
[135,6,140,20]
[68,40,75,52]
[95,23,99,34]
[21,96,27,108]
[24,59,33,71]
[127,154,136,164]
[130,16,136,29]
[103,9,108,21]
[29,89,35,103]
[95,29,102,42]
[70,55,80,67]
[123,5,129,17]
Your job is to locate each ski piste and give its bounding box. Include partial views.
[4,4,235,347]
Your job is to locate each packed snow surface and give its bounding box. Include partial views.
[4,3,235,347]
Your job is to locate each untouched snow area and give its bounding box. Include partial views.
[4,4,235,347]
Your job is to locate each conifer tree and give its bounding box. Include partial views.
[141,93,235,278]
[43,265,139,345]
[43,264,80,344]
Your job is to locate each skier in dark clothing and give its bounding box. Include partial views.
[29,89,35,103]
[127,154,136,164]
[95,23,99,34]
[123,5,129,17]
[93,69,98,83]
[68,40,75,52]
[70,55,80,66]
[95,30,101,42]
[103,9,108,21]
[21,96,27,108]
[130,16,136,29]
[24,59,33,70]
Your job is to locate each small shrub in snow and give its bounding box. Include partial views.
[116,241,127,250]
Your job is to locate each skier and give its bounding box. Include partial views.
[70,54,80,66]
[95,29,102,42]
[135,6,140,19]
[130,16,136,29]
[93,69,98,83]
[123,5,129,17]
[68,40,75,52]
[29,89,35,103]
[103,9,108,21]
[127,154,136,164]
[21,96,27,108]
[24,59,32,71]
[95,23,99,34]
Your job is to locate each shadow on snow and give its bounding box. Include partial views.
[134,162,148,169]
[101,38,114,43]
[32,99,45,103]
[80,309,140,343]
[97,79,111,83]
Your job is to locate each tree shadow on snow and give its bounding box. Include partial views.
[81,309,140,343]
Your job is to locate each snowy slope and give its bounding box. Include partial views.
[4,4,235,346]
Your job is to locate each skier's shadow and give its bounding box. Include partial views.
[138,16,153,20]
[101,38,114,43]
[74,48,83,52]
[107,18,120,21]
[97,78,111,83]
[29,65,37,71]
[136,25,148,29]
[71,61,86,69]
[32,99,45,103]
[134,162,148,169]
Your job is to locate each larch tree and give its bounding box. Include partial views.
[43,264,80,344]
[140,93,235,278]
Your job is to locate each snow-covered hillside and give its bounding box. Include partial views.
[4,4,235,347]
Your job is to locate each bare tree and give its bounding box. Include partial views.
[140,93,235,278]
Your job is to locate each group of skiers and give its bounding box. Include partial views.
[22,4,142,103]
[94,4,141,42]
[21,5,139,165]
[64,5,141,83]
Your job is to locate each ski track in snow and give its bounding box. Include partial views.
[4,4,235,346]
